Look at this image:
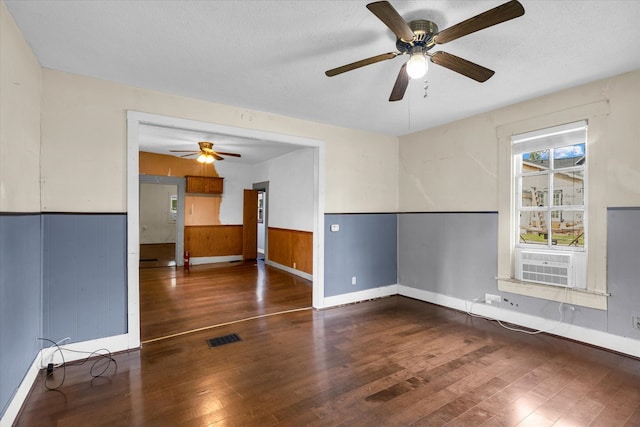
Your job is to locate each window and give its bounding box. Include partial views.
[497,100,609,309]
[257,191,264,223]
[512,121,587,287]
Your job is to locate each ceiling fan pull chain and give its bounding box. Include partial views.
[423,80,429,98]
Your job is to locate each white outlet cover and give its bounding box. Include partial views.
[330,224,340,232]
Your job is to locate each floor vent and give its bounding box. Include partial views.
[207,333,242,348]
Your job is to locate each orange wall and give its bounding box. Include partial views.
[185,195,221,226]
[140,150,222,225]
[139,151,219,177]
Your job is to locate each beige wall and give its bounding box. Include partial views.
[0,1,42,212]
[399,70,640,211]
[40,69,399,214]
[399,69,640,307]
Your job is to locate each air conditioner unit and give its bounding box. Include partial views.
[515,250,574,288]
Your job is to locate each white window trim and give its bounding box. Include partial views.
[496,100,610,310]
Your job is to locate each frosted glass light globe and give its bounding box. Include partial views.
[406,53,427,79]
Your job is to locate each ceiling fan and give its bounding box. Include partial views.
[325,0,525,101]
[169,141,241,163]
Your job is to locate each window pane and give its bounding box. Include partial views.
[522,149,549,171]
[552,174,584,206]
[550,210,584,247]
[553,143,585,169]
[521,175,547,207]
[519,211,548,246]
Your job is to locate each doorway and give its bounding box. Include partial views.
[127,111,325,349]
[138,175,186,268]
[254,182,269,261]
[139,182,178,268]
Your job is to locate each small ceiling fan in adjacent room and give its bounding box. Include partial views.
[325,0,525,101]
[169,141,241,163]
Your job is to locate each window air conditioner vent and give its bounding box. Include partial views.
[516,250,574,287]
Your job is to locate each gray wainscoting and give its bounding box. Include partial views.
[42,214,127,342]
[607,208,640,339]
[398,212,499,300]
[0,214,41,417]
[398,211,640,338]
[324,213,397,297]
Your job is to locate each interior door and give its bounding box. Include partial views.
[242,189,259,260]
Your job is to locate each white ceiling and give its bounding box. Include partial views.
[137,122,307,165]
[6,0,640,162]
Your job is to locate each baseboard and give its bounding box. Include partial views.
[190,255,243,265]
[1,334,131,427]
[398,285,640,359]
[265,260,313,281]
[323,284,399,309]
[0,352,41,427]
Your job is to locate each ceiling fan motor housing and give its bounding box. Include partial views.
[396,20,438,54]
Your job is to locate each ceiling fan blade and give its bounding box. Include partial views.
[213,154,224,161]
[430,51,495,82]
[366,1,415,42]
[434,0,525,45]
[215,151,242,158]
[389,63,409,102]
[325,52,398,77]
[179,153,197,158]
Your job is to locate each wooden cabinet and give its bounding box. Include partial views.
[185,176,224,194]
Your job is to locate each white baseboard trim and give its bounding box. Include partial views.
[1,334,131,427]
[190,255,242,266]
[398,285,640,359]
[323,284,399,309]
[265,260,313,281]
[1,353,41,427]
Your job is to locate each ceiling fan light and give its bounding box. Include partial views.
[406,53,427,79]
[197,153,207,163]
[205,154,215,163]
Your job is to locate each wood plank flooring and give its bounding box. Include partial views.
[140,243,176,268]
[16,295,640,426]
[140,260,313,342]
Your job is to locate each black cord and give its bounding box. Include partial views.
[36,338,118,391]
[63,347,118,378]
[36,338,66,391]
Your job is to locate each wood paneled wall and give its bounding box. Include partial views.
[268,227,313,274]
[184,225,242,257]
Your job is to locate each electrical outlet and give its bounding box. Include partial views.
[633,316,640,330]
[485,293,501,304]
[351,276,357,285]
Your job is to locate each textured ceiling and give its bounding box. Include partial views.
[5,0,640,160]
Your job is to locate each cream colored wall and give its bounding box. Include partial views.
[40,69,399,213]
[399,70,640,211]
[399,70,640,308]
[0,1,42,212]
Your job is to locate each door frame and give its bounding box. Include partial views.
[126,111,325,349]
[139,175,186,266]
[253,181,269,261]
[242,189,259,260]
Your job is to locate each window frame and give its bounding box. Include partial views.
[513,121,587,252]
[496,100,610,310]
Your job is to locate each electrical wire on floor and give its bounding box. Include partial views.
[36,338,118,391]
[464,286,570,335]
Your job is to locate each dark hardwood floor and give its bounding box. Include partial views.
[139,243,176,268]
[139,260,313,342]
[16,292,640,426]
